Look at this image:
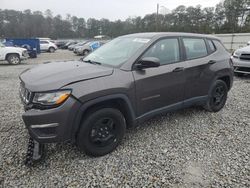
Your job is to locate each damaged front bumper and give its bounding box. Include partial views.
[22,97,81,143]
[21,95,81,166]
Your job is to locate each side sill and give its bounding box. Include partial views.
[136,96,208,124]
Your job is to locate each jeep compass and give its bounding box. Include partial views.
[19,33,233,165]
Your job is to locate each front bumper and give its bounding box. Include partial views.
[232,57,250,74]
[20,56,28,60]
[22,97,81,143]
[20,50,29,60]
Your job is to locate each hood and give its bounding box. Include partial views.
[5,46,26,52]
[235,45,250,54]
[20,60,114,91]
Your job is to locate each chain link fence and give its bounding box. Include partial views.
[214,33,250,52]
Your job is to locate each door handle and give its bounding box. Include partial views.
[173,67,184,72]
[208,60,217,65]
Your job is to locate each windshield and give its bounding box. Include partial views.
[83,37,150,67]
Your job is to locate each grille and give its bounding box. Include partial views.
[240,53,250,61]
[19,83,32,104]
[235,67,250,73]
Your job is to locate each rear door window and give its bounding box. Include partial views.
[183,38,208,60]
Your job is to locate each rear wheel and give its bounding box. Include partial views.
[7,54,20,65]
[77,108,126,156]
[204,80,228,112]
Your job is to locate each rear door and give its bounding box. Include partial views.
[133,37,187,116]
[182,37,216,100]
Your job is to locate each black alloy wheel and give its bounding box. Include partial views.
[77,108,126,156]
[89,117,117,147]
[204,80,228,112]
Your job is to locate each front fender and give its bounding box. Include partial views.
[71,94,136,142]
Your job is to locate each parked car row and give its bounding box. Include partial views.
[55,39,108,56]
[54,36,110,56]
[73,41,106,56]
[0,36,108,64]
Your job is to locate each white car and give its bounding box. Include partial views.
[232,45,250,76]
[40,40,58,53]
[0,42,28,65]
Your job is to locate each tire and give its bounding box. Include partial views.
[29,52,37,58]
[82,50,90,56]
[77,108,126,157]
[7,54,21,65]
[49,47,55,53]
[204,80,228,112]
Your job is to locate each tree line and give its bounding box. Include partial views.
[0,0,250,39]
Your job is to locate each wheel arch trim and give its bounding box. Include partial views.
[5,53,20,60]
[71,94,136,142]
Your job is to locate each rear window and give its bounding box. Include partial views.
[183,38,208,60]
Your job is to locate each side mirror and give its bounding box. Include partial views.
[135,57,160,70]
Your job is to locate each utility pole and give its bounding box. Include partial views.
[156,3,159,32]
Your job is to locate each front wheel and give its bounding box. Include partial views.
[77,108,126,156]
[7,54,21,65]
[49,47,55,53]
[82,50,90,56]
[204,80,228,112]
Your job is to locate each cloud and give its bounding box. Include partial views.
[1,0,221,20]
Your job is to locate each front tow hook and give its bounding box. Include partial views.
[24,137,45,167]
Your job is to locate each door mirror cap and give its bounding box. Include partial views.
[135,57,160,70]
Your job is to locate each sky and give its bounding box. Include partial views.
[1,0,222,21]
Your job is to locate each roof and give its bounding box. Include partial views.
[121,32,219,40]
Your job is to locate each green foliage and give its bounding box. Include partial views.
[0,0,250,39]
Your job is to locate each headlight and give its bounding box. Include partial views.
[22,50,28,57]
[233,51,241,58]
[32,90,71,106]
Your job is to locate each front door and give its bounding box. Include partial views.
[133,38,187,117]
[40,40,49,51]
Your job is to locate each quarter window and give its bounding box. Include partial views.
[183,38,208,60]
[207,40,216,53]
[142,38,180,65]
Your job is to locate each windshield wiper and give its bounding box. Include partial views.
[81,59,102,65]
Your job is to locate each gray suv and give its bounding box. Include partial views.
[19,33,233,165]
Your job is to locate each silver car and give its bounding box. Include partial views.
[232,46,250,76]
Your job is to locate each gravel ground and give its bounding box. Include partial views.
[0,50,249,188]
